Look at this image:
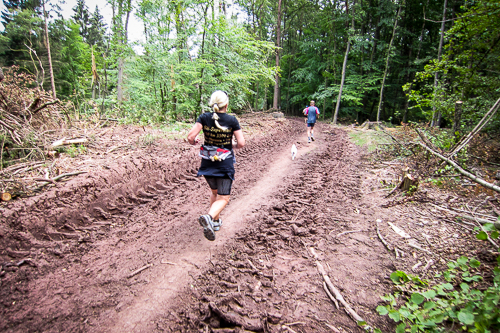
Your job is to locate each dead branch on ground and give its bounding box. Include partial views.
[309,247,370,329]
[376,219,393,251]
[416,142,500,193]
[448,97,500,159]
[127,263,153,278]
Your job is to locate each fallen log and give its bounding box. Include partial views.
[458,215,500,230]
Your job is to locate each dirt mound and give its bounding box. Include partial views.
[0,115,303,332]
[160,126,396,332]
[1,115,496,332]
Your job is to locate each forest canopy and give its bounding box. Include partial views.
[0,0,498,129]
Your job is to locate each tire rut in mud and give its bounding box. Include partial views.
[0,116,304,332]
[158,126,395,332]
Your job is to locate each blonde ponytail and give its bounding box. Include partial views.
[209,91,229,130]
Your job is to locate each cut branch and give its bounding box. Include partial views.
[127,263,153,278]
[51,138,88,148]
[376,219,393,251]
[448,97,500,159]
[309,248,369,328]
[417,142,500,193]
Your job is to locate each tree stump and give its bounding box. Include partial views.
[359,121,386,130]
[399,167,418,192]
[1,192,12,201]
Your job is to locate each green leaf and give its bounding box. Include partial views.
[491,231,499,239]
[460,283,470,293]
[380,295,393,302]
[431,313,445,324]
[458,310,475,325]
[421,320,437,327]
[391,271,409,284]
[476,231,488,240]
[423,301,436,310]
[442,283,454,290]
[411,293,425,305]
[396,323,406,333]
[457,256,468,265]
[483,223,496,231]
[469,259,481,268]
[389,310,401,322]
[399,307,412,318]
[423,290,436,299]
[357,320,367,326]
[377,305,389,315]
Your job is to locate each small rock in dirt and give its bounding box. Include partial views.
[291,225,308,236]
[309,228,318,234]
[267,312,282,324]
[272,204,284,212]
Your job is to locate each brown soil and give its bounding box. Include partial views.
[1,115,497,332]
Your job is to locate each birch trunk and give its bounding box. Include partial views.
[431,0,447,126]
[376,1,403,122]
[43,0,56,99]
[333,0,354,124]
[273,0,282,110]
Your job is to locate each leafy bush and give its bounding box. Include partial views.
[377,256,500,332]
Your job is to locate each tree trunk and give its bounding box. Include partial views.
[117,58,124,103]
[273,0,282,110]
[452,100,463,136]
[403,13,426,123]
[376,0,403,122]
[333,0,354,124]
[197,5,209,119]
[263,85,268,110]
[431,0,447,127]
[43,0,56,99]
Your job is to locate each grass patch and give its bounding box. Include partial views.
[348,130,392,152]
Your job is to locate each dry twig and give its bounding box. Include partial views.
[127,263,153,278]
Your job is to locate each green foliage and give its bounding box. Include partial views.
[474,222,500,242]
[348,130,392,152]
[378,256,500,332]
[406,0,500,131]
[118,3,276,124]
[65,144,87,158]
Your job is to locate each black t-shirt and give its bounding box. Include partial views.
[196,112,241,150]
[195,112,241,179]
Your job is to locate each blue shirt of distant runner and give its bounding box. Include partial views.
[305,106,320,123]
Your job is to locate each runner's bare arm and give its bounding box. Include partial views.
[187,123,203,145]
[232,129,245,149]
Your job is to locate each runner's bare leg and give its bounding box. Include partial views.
[209,194,230,220]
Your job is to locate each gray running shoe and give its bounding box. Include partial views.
[213,218,222,231]
[308,137,311,143]
[198,215,215,241]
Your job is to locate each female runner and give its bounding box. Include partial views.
[187,90,245,241]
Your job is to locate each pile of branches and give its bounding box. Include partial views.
[0,66,76,200]
[381,98,500,195]
[0,66,69,164]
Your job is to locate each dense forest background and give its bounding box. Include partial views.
[0,0,499,130]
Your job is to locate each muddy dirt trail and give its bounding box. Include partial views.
[1,116,413,332]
